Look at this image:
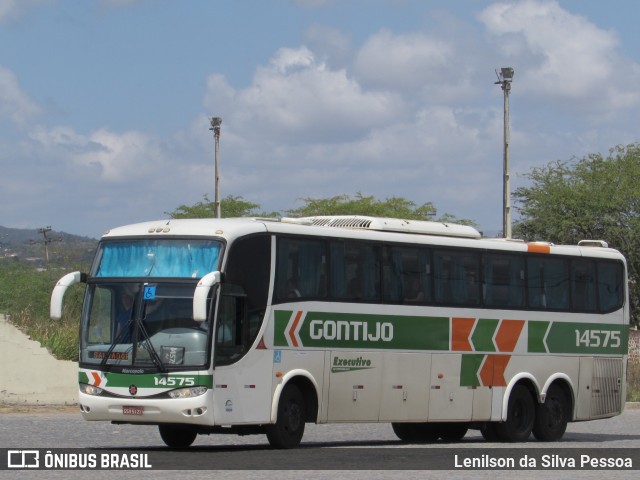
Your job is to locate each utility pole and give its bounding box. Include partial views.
[209,117,222,218]
[37,226,52,264]
[495,67,514,239]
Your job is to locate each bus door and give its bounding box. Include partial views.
[211,283,272,424]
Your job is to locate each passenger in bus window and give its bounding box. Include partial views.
[116,289,134,342]
[404,277,424,302]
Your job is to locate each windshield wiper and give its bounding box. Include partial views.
[136,316,166,373]
[100,318,134,371]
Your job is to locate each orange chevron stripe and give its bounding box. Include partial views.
[479,354,511,387]
[495,319,525,352]
[91,371,102,387]
[452,317,475,351]
[288,311,303,347]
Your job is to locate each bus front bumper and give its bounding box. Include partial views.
[78,389,217,426]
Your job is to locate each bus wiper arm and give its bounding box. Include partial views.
[137,319,166,373]
[100,318,135,371]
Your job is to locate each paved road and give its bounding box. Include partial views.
[1,406,639,479]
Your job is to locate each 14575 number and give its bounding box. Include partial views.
[575,329,621,348]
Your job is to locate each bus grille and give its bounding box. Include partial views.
[590,357,623,418]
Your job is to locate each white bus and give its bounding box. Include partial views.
[50,216,629,448]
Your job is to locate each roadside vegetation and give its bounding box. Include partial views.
[0,262,83,361]
[628,331,640,402]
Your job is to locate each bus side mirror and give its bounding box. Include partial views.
[193,271,222,322]
[50,271,87,320]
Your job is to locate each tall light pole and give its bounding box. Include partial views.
[495,67,514,239]
[209,117,222,218]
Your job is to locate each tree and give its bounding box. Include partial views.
[168,195,277,219]
[286,193,475,225]
[513,144,640,324]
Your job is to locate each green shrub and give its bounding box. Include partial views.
[0,263,83,361]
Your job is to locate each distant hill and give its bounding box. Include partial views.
[0,225,97,268]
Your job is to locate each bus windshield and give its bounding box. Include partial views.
[80,238,223,369]
[81,282,216,368]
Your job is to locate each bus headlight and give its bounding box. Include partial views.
[167,386,208,399]
[80,384,103,396]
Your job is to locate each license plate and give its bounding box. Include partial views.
[123,406,144,416]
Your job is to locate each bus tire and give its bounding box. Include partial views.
[495,385,535,442]
[266,384,306,449]
[391,423,439,443]
[532,384,569,442]
[480,422,500,442]
[158,424,197,448]
[437,423,468,442]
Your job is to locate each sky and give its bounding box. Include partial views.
[1,0,640,239]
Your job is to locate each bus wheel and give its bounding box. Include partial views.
[495,385,535,442]
[391,423,439,443]
[532,384,569,442]
[438,423,468,442]
[480,422,500,442]
[266,384,306,449]
[158,424,197,448]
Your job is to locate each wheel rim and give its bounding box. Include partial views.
[284,401,302,434]
[545,395,564,429]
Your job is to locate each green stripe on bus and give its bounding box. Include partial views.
[545,322,628,355]
[471,318,499,352]
[78,372,214,389]
[460,354,484,387]
[274,310,450,350]
[528,321,550,353]
[274,310,293,347]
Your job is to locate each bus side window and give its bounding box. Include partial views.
[598,261,624,312]
[330,242,380,302]
[483,254,525,308]
[434,250,480,306]
[215,234,270,366]
[527,257,569,310]
[275,238,327,302]
[383,246,432,304]
[572,259,597,312]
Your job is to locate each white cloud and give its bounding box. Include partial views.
[204,46,406,143]
[0,66,41,126]
[303,25,353,69]
[354,29,454,91]
[479,0,640,110]
[28,125,168,183]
